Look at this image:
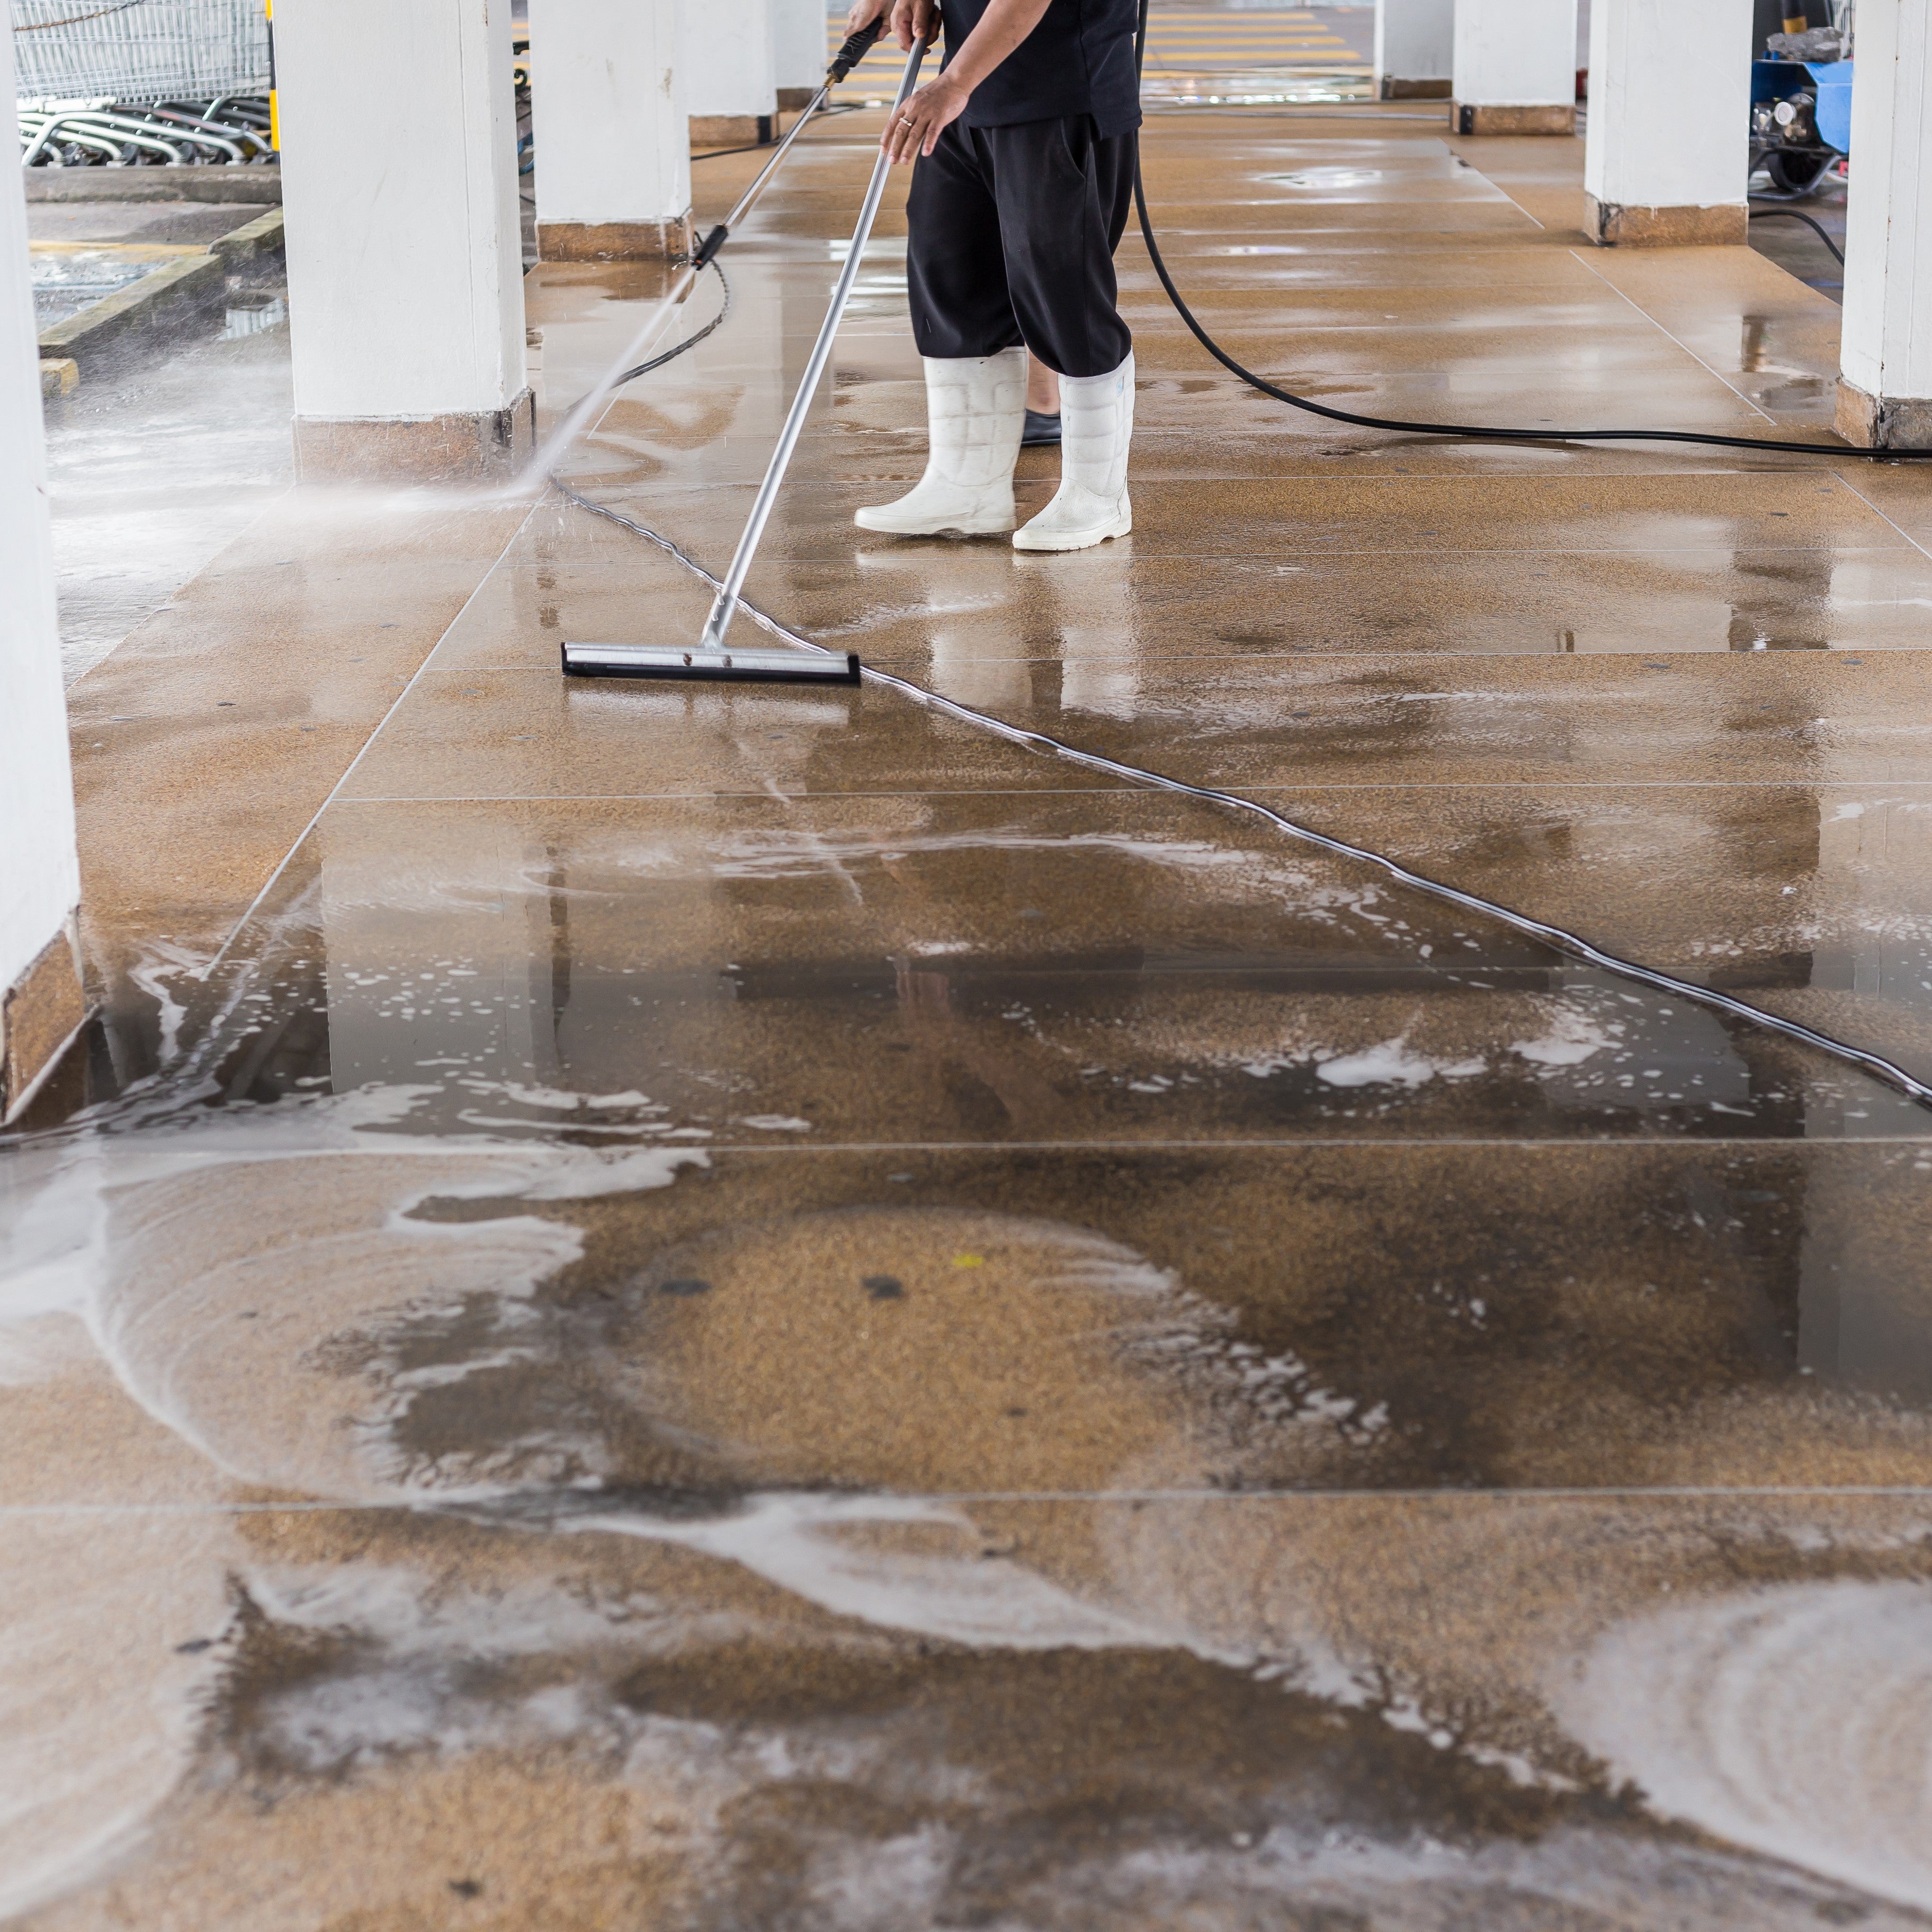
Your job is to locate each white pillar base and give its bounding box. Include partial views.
[1835,378,1932,451]
[293,392,536,483]
[1376,0,1454,99]
[1452,0,1578,136]
[530,0,690,266]
[277,0,526,479]
[691,113,778,147]
[1455,102,1575,135]
[2,926,86,1123]
[537,217,693,262]
[1583,0,1752,249]
[1583,193,1747,246]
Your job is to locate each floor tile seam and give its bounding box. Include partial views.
[602,482,1894,521]
[202,502,539,972]
[546,543,1922,562]
[1829,470,1932,568]
[68,1138,1932,1161]
[327,782,1932,804]
[290,1138,1932,1155]
[854,656,1932,669]
[10,1484,1932,1519]
[1425,147,1549,234]
[1567,248,1786,428]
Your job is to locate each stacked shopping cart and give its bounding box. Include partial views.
[13,0,273,166]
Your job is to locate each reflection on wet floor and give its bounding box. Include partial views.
[39,787,1932,1149]
[13,82,1932,1932]
[31,196,291,681]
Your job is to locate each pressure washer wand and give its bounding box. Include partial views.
[690,19,887,275]
[693,31,932,657]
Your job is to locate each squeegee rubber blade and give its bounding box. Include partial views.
[561,642,861,685]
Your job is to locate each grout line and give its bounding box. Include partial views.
[536,544,1920,562]
[7,1484,1932,1518]
[327,780,1932,804]
[1568,248,1783,425]
[1829,468,1932,567]
[203,504,538,971]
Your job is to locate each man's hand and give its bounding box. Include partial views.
[874,0,1053,159]
[884,0,939,52]
[844,0,890,36]
[883,73,969,162]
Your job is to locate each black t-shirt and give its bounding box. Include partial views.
[940,0,1143,135]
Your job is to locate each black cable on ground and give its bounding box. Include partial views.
[1129,0,1924,460]
[610,260,732,387]
[1748,207,1845,264]
[551,481,1932,1117]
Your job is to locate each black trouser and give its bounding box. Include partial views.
[905,114,1135,380]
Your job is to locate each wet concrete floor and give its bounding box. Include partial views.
[31,197,291,682]
[7,94,1932,1929]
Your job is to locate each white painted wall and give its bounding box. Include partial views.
[1374,0,1454,88]
[1454,0,1578,104]
[277,0,525,421]
[1841,0,1932,405]
[684,0,778,118]
[530,0,688,227]
[1584,0,1752,209]
[0,24,80,1007]
[773,0,827,92]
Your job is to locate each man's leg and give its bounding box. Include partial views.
[1023,356,1062,445]
[856,125,1028,537]
[986,119,1138,551]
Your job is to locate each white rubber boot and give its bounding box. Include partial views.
[1013,352,1134,552]
[855,348,1026,536]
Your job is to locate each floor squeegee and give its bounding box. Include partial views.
[561,24,932,687]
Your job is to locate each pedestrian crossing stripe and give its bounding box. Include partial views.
[823,30,1367,73]
[825,16,1371,77]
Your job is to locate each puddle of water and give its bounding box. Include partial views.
[221,292,287,339]
[1263,167,1385,188]
[30,247,169,327]
[12,807,1929,1151]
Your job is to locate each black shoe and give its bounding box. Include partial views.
[1022,408,1062,446]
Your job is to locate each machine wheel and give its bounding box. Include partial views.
[1764,150,1836,196]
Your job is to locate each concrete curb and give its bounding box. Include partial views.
[37,250,227,372]
[210,206,285,270]
[21,163,281,204]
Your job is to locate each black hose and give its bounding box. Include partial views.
[1748,206,1845,264]
[609,261,732,389]
[1129,0,1924,460]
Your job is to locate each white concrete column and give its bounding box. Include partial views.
[773,0,828,107]
[0,25,84,1119]
[1453,0,1578,134]
[1375,0,1453,100]
[686,0,779,146]
[1582,0,1751,243]
[530,0,691,261]
[1837,0,1932,449]
[276,0,530,480]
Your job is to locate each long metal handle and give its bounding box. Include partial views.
[719,83,831,234]
[697,34,931,654]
